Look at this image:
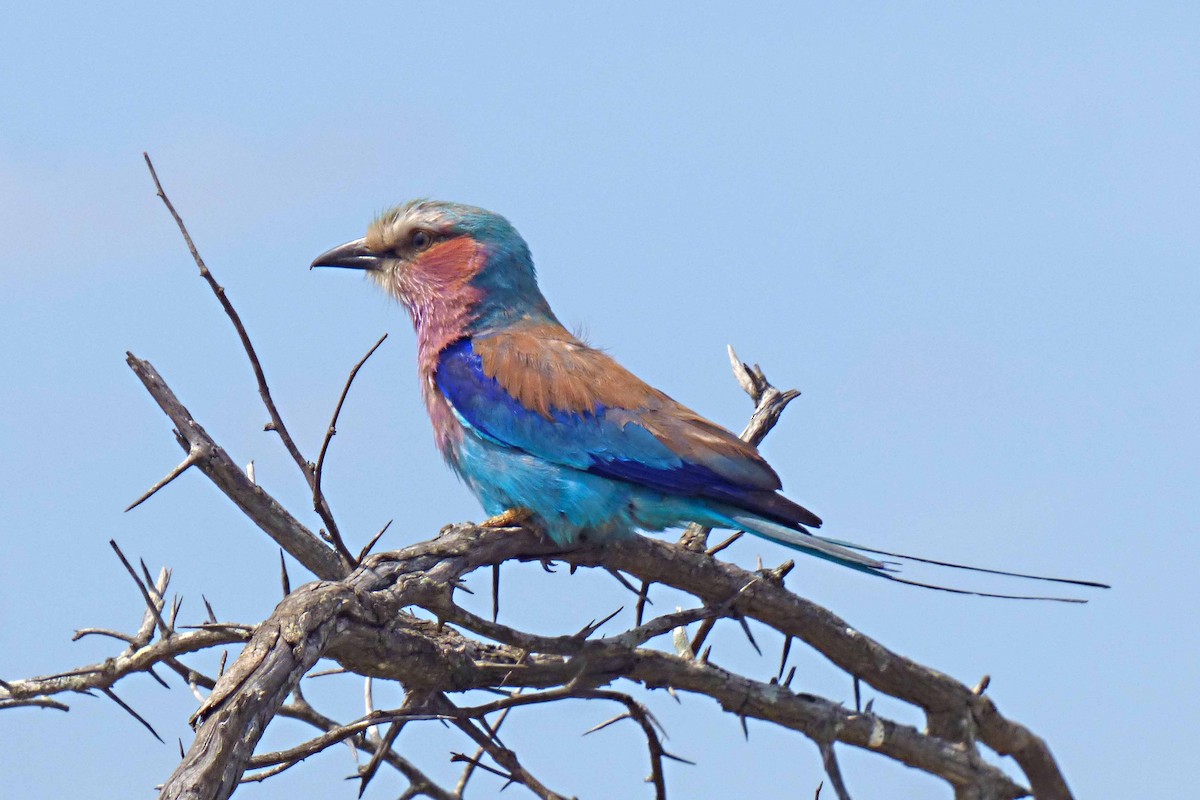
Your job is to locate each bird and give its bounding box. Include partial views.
[312,200,1107,601]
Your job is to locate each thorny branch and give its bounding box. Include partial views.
[143,152,356,572]
[677,346,798,553]
[1,158,1086,800]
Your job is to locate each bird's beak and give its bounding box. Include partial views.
[310,238,384,271]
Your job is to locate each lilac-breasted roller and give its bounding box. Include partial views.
[313,201,1106,599]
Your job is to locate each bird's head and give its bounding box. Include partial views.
[312,200,556,335]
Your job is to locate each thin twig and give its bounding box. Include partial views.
[143,153,355,572]
[312,333,388,565]
[578,690,680,800]
[108,540,171,639]
[282,697,456,800]
[818,741,853,800]
[125,354,346,580]
[455,699,517,797]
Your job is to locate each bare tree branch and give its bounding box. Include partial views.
[313,333,388,539]
[276,695,457,800]
[119,351,1059,798]
[678,347,799,552]
[142,154,355,571]
[1,628,247,707]
[6,171,1090,800]
[124,354,345,580]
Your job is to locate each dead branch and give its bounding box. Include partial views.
[124,353,345,581]
[3,160,1089,800]
[275,695,457,800]
[21,342,1065,799]
[1,627,247,709]
[122,345,1063,799]
[142,153,355,570]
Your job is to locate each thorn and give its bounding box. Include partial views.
[202,595,217,624]
[357,519,392,562]
[706,531,744,556]
[109,540,171,638]
[635,580,653,626]
[178,738,185,759]
[138,559,159,599]
[576,606,624,639]
[218,650,227,678]
[125,447,204,512]
[699,644,712,664]
[492,564,501,623]
[736,616,761,655]
[280,550,291,596]
[973,674,991,696]
[689,617,717,656]
[853,676,861,713]
[778,635,793,680]
[146,665,170,690]
[169,595,183,628]
[583,712,633,736]
[662,749,696,766]
[604,568,640,595]
[864,698,875,714]
[739,715,749,741]
[101,687,163,743]
[766,559,795,584]
[783,666,796,688]
[449,752,513,782]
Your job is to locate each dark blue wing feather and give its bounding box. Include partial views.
[435,338,800,515]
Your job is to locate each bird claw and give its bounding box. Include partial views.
[480,507,535,529]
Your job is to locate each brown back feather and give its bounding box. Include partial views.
[473,325,782,492]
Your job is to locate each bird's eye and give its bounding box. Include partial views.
[411,230,432,251]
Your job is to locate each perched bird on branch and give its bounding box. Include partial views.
[314,201,1106,600]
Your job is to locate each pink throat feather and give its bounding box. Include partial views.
[385,238,488,460]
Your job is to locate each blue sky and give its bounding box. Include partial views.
[2,3,1196,798]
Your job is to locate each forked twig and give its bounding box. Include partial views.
[142,153,355,571]
[313,333,388,514]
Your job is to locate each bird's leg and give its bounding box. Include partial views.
[480,507,535,529]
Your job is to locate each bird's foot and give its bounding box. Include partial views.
[480,507,535,529]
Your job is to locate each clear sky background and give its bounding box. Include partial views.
[1,3,1196,798]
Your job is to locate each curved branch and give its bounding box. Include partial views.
[125,354,346,581]
[142,154,354,572]
[274,697,456,800]
[0,159,1091,800]
[0,628,248,708]
[153,525,1030,799]
[119,337,1073,799]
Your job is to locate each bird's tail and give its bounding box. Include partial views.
[723,513,1109,603]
